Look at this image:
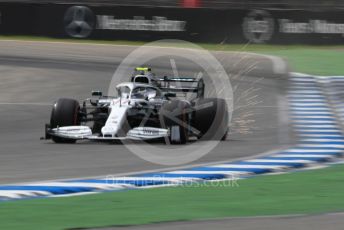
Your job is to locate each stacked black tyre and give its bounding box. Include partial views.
[193,98,228,140]
[160,100,190,144]
[50,98,80,143]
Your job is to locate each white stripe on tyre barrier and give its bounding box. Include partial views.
[285,149,343,153]
[289,80,316,83]
[288,87,320,91]
[102,177,202,183]
[272,154,335,158]
[288,92,324,95]
[294,125,338,128]
[291,108,331,111]
[163,171,251,176]
[291,111,333,115]
[27,182,135,190]
[292,113,332,116]
[0,190,52,199]
[292,120,336,124]
[290,103,328,106]
[301,138,344,142]
[290,112,334,117]
[289,82,318,85]
[294,129,341,132]
[289,85,319,88]
[298,144,344,148]
[289,75,314,78]
[289,97,325,100]
[289,79,317,82]
[289,100,326,103]
[292,117,337,121]
[289,74,317,78]
[289,85,320,89]
[291,106,329,109]
[208,164,289,169]
[289,98,325,101]
[288,94,324,97]
[246,159,314,163]
[287,95,324,98]
[296,133,343,136]
[294,129,342,133]
[291,115,335,118]
[289,76,314,79]
[289,77,315,82]
[297,134,343,137]
[288,90,323,94]
[290,102,328,105]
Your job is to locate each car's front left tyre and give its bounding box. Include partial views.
[50,98,80,143]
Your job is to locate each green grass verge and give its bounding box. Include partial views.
[1,35,344,76]
[1,164,344,230]
[259,49,344,76]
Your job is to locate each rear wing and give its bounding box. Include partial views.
[158,76,204,98]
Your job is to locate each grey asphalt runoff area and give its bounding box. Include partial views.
[96,213,344,230]
[0,40,290,184]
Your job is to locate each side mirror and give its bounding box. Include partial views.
[164,92,176,98]
[92,90,102,97]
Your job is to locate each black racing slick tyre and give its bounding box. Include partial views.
[160,100,190,144]
[193,98,229,140]
[50,98,80,143]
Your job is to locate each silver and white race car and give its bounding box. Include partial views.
[45,67,228,144]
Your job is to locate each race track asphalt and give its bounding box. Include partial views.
[104,213,344,230]
[0,40,289,184]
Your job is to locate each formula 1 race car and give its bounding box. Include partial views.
[45,67,229,144]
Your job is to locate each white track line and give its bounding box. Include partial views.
[208,164,287,169]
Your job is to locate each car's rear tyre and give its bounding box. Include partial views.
[160,100,190,144]
[50,98,80,143]
[193,98,229,140]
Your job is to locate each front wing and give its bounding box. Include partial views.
[46,125,169,141]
